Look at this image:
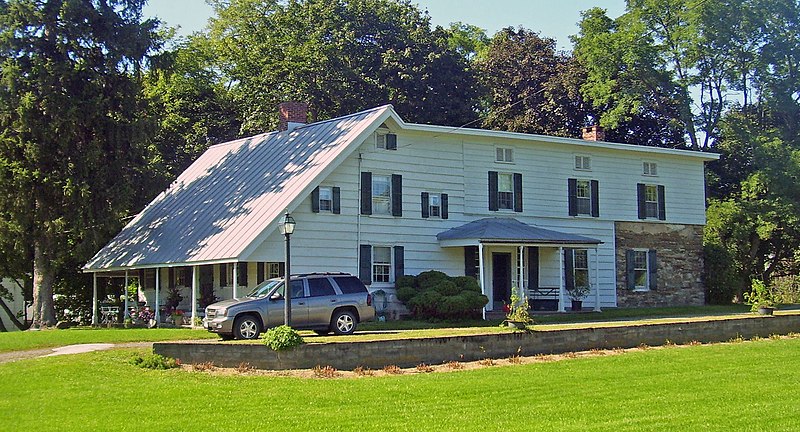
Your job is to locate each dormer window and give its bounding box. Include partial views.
[495,147,514,163]
[643,161,658,176]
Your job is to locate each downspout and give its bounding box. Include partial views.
[594,248,601,312]
[357,153,363,271]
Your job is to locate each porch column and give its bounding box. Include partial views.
[91,272,98,325]
[154,268,160,326]
[518,245,525,298]
[124,270,129,319]
[191,265,199,328]
[478,243,486,320]
[558,246,566,312]
[232,262,238,299]
[594,248,601,312]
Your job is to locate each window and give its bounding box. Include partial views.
[643,161,658,176]
[267,262,284,279]
[376,131,388,149]
[318,186,333,212]
[372,175,391,215]
[495,147,514,163]
[633,250,649,290]
[334,276,368,294]
[275,280,305,298]
[429,194,441,217]
[576,180,591,215]
[308,278,336,297]
[376,131,397,150]
[372,247,392,283]
[175,268,187,287]
[575,155,591,170]
[645,185,658,218]
[498,173,514,210]
[573,249,589,288]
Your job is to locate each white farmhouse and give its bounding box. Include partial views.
[84,103,718,324]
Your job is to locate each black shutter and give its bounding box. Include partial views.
[488,171,499,211]
[464,246,478,279]
[238,262,248,287]
[359,244,372,285]
[199,265,212,289]
[183,267,192,286]
[168,267,175,289]
[386,133,397,150]
[648,250,658,290]
[332,187,341,214]
[591,180,600,217]
[568,178,578,216]
[564,249,575,291]
[278,262,286,278]
[361,172,372,215]
[391,174,403,217]
[528,247,539,290]
[637,183,647,219]
[311,186,320,213]
[626,250,636,290]
[421,192,430,218]
[219,264,227,286]
[256,262,265,284]
[394,246,404,282]
[513,173,523,212]
[441,194,448,219]
[657,185,666,220]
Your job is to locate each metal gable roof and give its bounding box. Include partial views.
[436,218,602,246]
[84,105,393,271]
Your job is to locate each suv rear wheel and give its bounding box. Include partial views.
[233,315,261,340]
[331,309,357,335]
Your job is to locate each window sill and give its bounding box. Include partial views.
[632,288,650,292]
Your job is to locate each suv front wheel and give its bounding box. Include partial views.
[331,309,357,335]
[233,315,262,340]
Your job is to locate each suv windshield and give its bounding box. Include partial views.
[247,279,282,298]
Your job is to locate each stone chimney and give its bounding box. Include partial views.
[582,125,605,141]
[278,102,308,132]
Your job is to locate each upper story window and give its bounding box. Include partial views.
[376,130,397,150]
[372,175,391,215]
[312,186,340,214]
[637,183,665,220]
[318,186,333,212]
[574,155,591,171]
[643,161,658,176]
[495,147,514,163]
[576,180,591,215]
[498,173,514,210]
[568,178,599,217]
[429,194,441,217]
[421,192,448,219]
[644,185,658,218]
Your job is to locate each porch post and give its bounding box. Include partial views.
[154,268,160,326]
[232,262,238,299]
[91,272,98,325]
[478,243,486,320]
[518,245,525,298]
[594,248,601,312]
[191,265,199,328]
[124,270,129,319]
[558,246,566,312]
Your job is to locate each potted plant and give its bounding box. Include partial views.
[171,309,185,326]
[744,279,776,315]
[505,291,532,329]
[567,284,590,312]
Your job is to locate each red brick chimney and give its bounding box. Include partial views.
[278,102,308,132]
[582,125,605,141]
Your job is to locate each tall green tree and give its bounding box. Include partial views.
[0,0,160,327]
[205,0,480,133]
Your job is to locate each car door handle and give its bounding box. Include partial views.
[330,299,337,303]
[298,302,305,306]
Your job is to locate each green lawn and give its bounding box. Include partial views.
[2,337,798,431]
[0,328,217,353]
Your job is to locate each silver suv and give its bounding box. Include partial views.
[203,273,375,340]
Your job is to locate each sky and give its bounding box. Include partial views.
[142,0,627,50]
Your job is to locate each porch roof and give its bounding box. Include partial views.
[436,218,602,247]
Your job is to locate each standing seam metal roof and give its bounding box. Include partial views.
[436,218,602,245]
[84,105,391,270]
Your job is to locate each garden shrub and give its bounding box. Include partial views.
[262,325,305,351]
[130,353,179,370]
[399,270,488,320]
[703,243,742,304]
[770,275,800,304]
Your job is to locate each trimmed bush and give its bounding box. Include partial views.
[399,271,488,320]
[130,353,179,370]
[262,325,305,351]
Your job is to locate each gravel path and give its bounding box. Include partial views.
[0,341,153,364]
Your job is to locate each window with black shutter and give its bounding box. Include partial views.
[391,174,402,217]
[464,246,479,279]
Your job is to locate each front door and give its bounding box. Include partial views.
[492,253,512,310]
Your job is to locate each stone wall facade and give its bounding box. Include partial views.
[615,222,705,307]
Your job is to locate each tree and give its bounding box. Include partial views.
[204,0,480,133]
[0,0,160,327]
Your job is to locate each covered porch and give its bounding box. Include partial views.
[437,218,603,316]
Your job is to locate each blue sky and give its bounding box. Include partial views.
[143,0,626,50]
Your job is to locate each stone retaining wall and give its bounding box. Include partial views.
[154,314,800,370]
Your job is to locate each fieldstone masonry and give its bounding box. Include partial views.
[615,222,705,307]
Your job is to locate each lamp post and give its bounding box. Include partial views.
[279,210,296,326]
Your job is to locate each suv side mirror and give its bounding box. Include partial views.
[270,293,283,301]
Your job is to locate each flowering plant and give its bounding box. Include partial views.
[136,307,154,323]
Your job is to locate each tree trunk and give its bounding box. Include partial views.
[32,239,56,328]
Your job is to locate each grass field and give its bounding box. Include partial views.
[2,336,798,431]
[0,328,218,353]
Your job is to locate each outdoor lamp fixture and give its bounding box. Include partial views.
[279,210,296,326]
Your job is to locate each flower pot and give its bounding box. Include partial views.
[757,307,774,316]
[571,300,583,312]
